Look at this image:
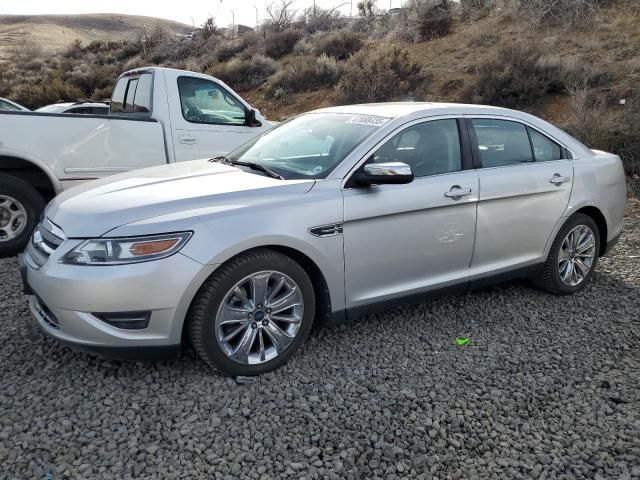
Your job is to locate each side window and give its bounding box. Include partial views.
[528,127,562,161]
[110,78,128,113]
[177,76,246,126]
[372,119,462,178]
[67,107,91,114]
[471,119,533,168]
[0,100,20,111]
[93,107,109,115]
[123,78,138,113]
[132,74,152,113]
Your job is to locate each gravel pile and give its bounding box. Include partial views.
[1,217,639,480]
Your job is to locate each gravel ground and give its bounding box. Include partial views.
[1,217,639,480]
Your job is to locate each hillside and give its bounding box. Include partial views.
[0,13,192,59]
[0,2,637,194]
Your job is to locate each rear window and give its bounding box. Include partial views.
[110,73,153,114]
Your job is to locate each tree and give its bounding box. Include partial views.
[264,0,298,32]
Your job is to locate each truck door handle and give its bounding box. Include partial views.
[549,174,570,185]
[444,186,473,199]
[178,135,197,145]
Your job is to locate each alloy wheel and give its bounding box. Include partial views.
[215,270,304,365]
[558,224,596,287]
[0,195,27,242]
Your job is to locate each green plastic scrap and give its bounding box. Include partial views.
[455,337,471,346]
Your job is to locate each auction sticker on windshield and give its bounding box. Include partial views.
[345,115,390,127]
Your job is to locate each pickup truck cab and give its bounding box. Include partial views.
[0,67,274,255]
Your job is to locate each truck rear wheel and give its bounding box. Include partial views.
[0,174,45,257]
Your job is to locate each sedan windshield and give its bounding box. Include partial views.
[227,113,389,179]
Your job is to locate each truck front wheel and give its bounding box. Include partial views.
[0,174,45,257]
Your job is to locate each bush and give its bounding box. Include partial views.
[408,0,454,41]
[565,88,640,178]
[462,44,607,107]
[300,6,344,33]
[12,74,84,109]
[266,54,340,97]
[460,0,494,18]
[216,33,261,62]
[211,55,277,91]
[518,0,603,27]
[264,29,302,59]
[312,31,365,60]
[335,46,430,104]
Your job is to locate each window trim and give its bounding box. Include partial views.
[176,75,250,127]
[343,116,471,189]
[465,116,574,170]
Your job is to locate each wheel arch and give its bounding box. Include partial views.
[574,205,608,257]
[180,244,334,344]
[0,153,61,201]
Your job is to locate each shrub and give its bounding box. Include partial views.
[266,54,340,97]
[264,29,302,59]
[518,0,603,27]
[12,75,84,109]
[462,44,607,107]
[460,0,494,17]
[312,31,365,60]
[216,33,261,62]
[407,0,454,41]
[300,5,344,33]
[211,55,277,91]
[335,46,430,104]
[565,88,640,178]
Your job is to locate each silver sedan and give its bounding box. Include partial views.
[21,103,626,376]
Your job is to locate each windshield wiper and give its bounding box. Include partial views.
[210,156,283,180]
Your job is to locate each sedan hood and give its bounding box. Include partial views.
[48,159,314,237]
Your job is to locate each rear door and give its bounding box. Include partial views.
[467,117,573,273]
[169,76,268,161]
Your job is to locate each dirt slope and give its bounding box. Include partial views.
[0,13,192,59]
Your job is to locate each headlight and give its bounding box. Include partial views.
[61,232,192,265]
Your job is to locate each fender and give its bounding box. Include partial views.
[0,146,63,194]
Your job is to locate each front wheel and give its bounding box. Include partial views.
[0,175,45,257]
[533,213,600,295]
[188,249,316,376]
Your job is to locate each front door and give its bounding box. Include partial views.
[170,76,267,161]
[342,118,479,309]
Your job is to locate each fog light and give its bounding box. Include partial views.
[93,312,151,330]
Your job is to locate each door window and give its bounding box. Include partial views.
[0,99,21,111]
[177,76,246,126]
[471,119,533,167]
[528,127,562,161]
[372,119,462,178]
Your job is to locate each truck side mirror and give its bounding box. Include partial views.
[245,108,262,127]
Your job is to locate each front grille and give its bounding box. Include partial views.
[26,219,65,268]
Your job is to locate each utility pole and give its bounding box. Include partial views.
[230,9,235,38]
[253,2,259,26]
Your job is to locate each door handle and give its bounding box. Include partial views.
[549,174,571,185]
[444,186,473,199]
[178,135,197,145]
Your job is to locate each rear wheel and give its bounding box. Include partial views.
[188,248,315,376]
[0,175,45,257]
[534,213,600,295]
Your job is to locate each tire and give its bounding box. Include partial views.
[188,248,316,376]
[0,174,45,257]
[533,213,601,295]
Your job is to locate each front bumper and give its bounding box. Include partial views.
[23,247,212,357]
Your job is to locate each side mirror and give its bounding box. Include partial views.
[245,108,262,127]
[352,162,414,187]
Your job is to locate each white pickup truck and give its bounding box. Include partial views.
[0,67,274,255]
